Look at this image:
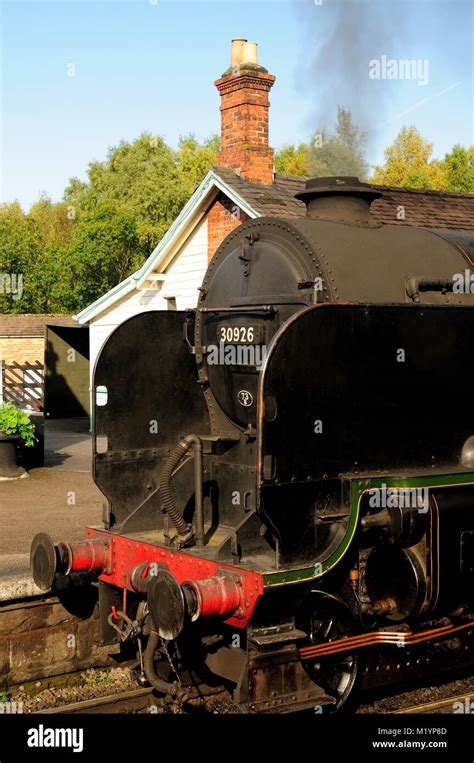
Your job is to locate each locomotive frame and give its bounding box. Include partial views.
[31,178,474,713]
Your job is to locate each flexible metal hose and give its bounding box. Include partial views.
[143,631,189,703]
[159,435,200,544]
[143,631,178,696]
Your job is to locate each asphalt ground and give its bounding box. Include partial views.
[0,419,103,579]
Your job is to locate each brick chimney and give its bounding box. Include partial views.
[215,39,276,185]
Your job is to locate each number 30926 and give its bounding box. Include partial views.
[219,326,255,343]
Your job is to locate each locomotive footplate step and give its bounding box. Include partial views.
[249,623,308,646]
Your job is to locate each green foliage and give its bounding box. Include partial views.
[440,145,474,193]
[64,132,219,251]
[0,133,219,314]
[28,196,76,248]
[0,198,77,314]
[371,128,474,191]
[308,108,369,179]
[372,126,445,189]
[275,108,368,179]
[275,143,310,176]
[84,670,113,686]
[0,202,40,314]
[176,134,221,191]
[63,203,142,311]
[0,404,37,446]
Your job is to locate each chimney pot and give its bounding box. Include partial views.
[241,41,258,66]
[231,39,247,67]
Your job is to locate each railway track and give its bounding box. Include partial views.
[26,681,234,715]
[8,644,474,716]
[36,687,155,715]
[26,685,474,715]
[391,693,474,715]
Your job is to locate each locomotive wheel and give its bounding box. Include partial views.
[301,593,361,713]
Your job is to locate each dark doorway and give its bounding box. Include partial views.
[44,325,90,418]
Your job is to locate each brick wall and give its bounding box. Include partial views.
[0,337,44,365]
[207,193,249,261]
[215,68,275,186]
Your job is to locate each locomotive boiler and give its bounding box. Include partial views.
[31,177,474,712]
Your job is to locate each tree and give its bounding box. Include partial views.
[64,132,219,251]
[28,196,76,248]
[372,126,445,189]
[176,134,220,190]
[275,109,368,179]
[0,202,41,313]
[275,144,309,176]
[0,200,77,313]
[308,108,369,179]
[440,144,474,193]
[30,244,70,313]
[62,203,141,311]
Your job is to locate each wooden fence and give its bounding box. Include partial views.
[0,360,44,408]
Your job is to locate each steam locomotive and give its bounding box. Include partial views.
[31,177,474,712]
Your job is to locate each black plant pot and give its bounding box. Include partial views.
[0,433,26,479]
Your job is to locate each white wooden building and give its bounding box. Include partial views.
[80,215,209,377]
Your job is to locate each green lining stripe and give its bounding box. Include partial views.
[262,472,474,588]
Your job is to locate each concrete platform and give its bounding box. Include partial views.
[44,417,92,472]
[0,418,102,597]
[0,571,43,601]
[0,469,104,591]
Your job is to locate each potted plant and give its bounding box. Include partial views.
[0,403,37,479]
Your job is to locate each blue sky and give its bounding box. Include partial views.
[1,0,473,209]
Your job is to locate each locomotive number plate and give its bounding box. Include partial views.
[218,325,261,343]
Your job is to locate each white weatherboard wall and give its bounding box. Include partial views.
[89,217,208,380]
